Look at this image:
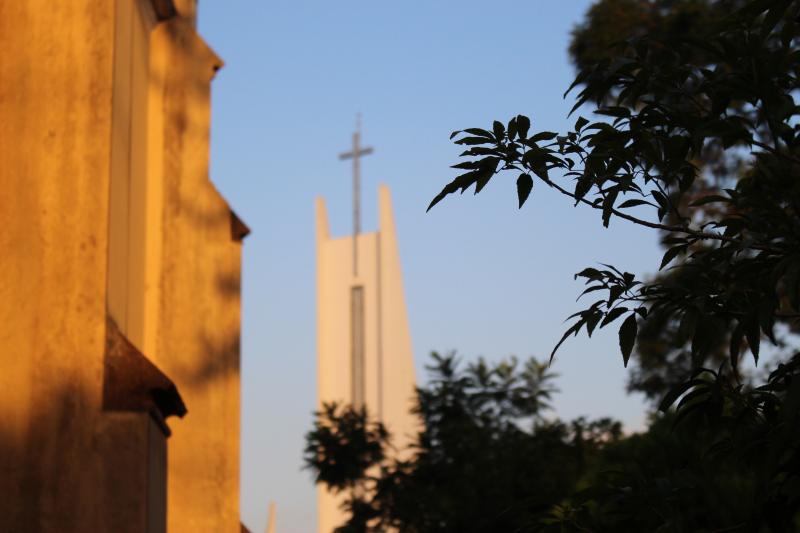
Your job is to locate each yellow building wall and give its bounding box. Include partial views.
[153,17,243,533]
[316,185,417,533]
[0,2,166,531]
[0,1,244,531]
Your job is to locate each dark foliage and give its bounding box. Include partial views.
[431,0,800,378]
[544,354,800,531]
[424,0,800,529]
[305,354,623,532]
[306,352,800,531]
[568,0,796,402]
[569,0,749,77]
[304,403,389,492]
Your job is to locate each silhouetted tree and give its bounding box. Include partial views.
[428,0,800,528]
[432,0,800,371]
[567,0,790,402]
[305,354,621,532]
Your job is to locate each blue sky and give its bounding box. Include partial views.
[197,2,661,531]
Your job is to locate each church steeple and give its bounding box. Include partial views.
[315,181,417,533]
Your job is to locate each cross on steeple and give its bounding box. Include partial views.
[338,114,374,277]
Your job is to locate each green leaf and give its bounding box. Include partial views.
[516,173,533,208]
[474,168,493,194]
[531,165,549,181]
[493,120,505,141]
[577,285,605,299]
[550,321,582,363]
[651,190,669,220]
[564,69,590,99]
[673,395,708,427]
[585,311,603,337]
[450,161,479,170]
[745,319,761,364]
[673,386,712,426]
[602,189,619,227]
[528,131,559,143]
[455,136,493,146]
[574,176,592,202]
[462,128,495,139]
[428,170,485,211]
[617,199,652,209]
[575,267,601,280]
[761,0,792,37]
[618,314,637,367]
[689,194,728,207]
[659,379,701,412]
[575,116,588,132]
[607,285,624,305]
[600,263,625,278]
[507,117,518,141]
[516,115,530,139]
[659,245,686,271]
[427,194,444,211]
[601,306,629,328]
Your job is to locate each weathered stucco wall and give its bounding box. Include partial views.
[0,2,166,531]
[155,18,243,533]
[0,1,244,531]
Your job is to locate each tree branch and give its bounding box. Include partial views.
[751,140,800,165]
[653,179,685,223]
[534,172,780,253]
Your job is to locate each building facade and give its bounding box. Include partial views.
[0,1,247,531]
[315,185,417,533]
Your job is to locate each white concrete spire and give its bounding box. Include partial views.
[315,185,417,533]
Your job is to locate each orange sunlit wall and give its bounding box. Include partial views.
[0,1,247,531]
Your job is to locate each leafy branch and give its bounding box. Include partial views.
[429,0,800,369]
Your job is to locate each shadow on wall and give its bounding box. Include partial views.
[172,260,242,387]
[166,330,241,389]
[0,385,164,532]
[174,189,249,243]
[0,387,73,531]
[160,183,247,389]
[215,269,241,302]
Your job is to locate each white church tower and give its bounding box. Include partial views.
[315,123,417,533]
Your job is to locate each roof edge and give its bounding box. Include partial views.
[103,316,187,436]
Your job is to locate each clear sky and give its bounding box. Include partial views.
[197,2,661,531]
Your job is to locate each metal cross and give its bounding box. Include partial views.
[338,114,373,277]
